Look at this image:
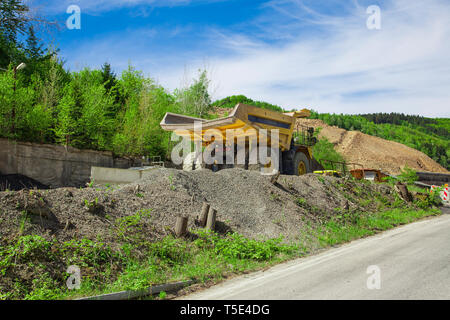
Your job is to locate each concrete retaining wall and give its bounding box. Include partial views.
[0,138,141,188]
[90,166,160,185]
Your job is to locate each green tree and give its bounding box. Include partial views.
[313,137,346,170]
[25,25,43,60]
[101,62,123,115]
[0,0,29,44]
[54,69,116,150]
[0,0,30,69]
[0,69,15,137]
[112,66,178,157]
[175,69,212,117]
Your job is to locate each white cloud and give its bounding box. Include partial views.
[37,0,227,15]
[59,0,450,117]
[161,0,450,117]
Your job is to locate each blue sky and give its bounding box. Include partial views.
[30,0,450,117]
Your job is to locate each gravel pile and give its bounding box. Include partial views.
[0,167,396,245]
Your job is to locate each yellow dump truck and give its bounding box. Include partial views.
[160,103,323,175]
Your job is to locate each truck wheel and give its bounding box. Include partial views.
[293,151,311,176]
[183,152,202,171]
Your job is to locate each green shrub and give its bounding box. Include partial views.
[311,129,346,170]
[193,230,295,261]
[415,186,443,208]
[62,238,119,267]
[148,236,190,265]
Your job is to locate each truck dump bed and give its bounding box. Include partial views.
[160,103,310,151]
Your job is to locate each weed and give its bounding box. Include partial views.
[62,238,120,268]
[148,236,190,265]
[193,230,296,261]
[333,207,343,213]
[115,209,152,242]
[296,197,307,207]
[359,199,372,207]
[415,187,443,209]
[270,193,280,201]
[19,211,30,235]
[168,175,176,191]
[343,193,355,203]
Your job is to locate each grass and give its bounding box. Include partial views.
[316,208,440,247]
[296,197,307,207]
[407,184,429,193]
[0,199,443,300]
[0,229,298,300]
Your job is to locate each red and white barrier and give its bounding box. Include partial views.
[431,184,449,202]
[442,187,449,202]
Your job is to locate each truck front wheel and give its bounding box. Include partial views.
[293,151,311,176]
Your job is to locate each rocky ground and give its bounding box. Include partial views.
[0,167,400,247]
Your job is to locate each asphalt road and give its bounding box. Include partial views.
[184,208,450,300]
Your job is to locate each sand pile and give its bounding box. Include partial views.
[296,119,448,175]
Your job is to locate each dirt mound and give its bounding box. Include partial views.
[296,119,449,175]
[0,168,396,245]
[0,174,50,191]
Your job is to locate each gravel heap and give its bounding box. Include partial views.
[0,167,396,245]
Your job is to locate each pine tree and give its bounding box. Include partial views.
[101,62,116,92]
[101,62,123,114]
[0,33,11,68]
[26,25,43,59]
[0,0,30,69]
[0,0,30,45]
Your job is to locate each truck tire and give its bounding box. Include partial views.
[183,152,202,171]
[293,151,311,176]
